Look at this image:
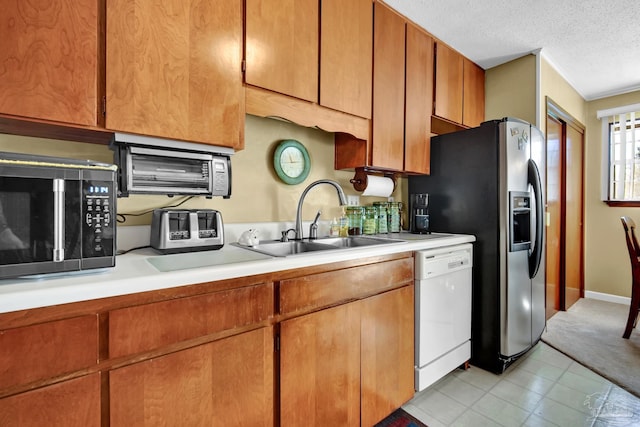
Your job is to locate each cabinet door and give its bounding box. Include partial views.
[106,0,243,148]
[0,315,98,393]
[0,0,98,126]
[110,327,274,427]
[462,58,485,128]
[280,304,361,427]
[245,0,318,103]
[404,24,434,174]
[434,42,463,124]
[361,286,415,427]
[371,2,405,171]
[320,0,372,118]
[0,374,100,427]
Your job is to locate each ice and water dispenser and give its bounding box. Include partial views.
[509,191,532,252]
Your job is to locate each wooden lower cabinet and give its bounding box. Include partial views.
[361,286,415,426]
[0,315,98,393]
[0,374,100,427]
[109,326,274,426]
[0,254,415,427]
[280,285,414,427]
[280,302,361,427]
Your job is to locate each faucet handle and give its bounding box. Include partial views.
[309,210,321,240]
[281,228,296,242]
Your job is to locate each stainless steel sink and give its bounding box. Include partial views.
[234,235,405,257]
[235,240,335,257]
[315,236,405,248]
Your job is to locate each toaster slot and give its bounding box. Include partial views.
[197,211,218,239]
[168,212,191,240]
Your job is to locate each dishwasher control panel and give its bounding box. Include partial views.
[415,244,473,279]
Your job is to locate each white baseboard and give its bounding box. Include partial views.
[585,291,630,305]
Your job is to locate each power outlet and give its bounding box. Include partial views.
[347,195,360,206]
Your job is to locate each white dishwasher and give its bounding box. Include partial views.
[415,243,473,391]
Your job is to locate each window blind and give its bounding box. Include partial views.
[599,104,640,201]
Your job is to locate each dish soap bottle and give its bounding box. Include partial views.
[330,217,340,236]
[339,209,349,237]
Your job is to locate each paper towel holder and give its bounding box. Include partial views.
[350,167,397,193]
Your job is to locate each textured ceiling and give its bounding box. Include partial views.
[384,0,640,100]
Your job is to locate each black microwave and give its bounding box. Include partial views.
[0,152,117,279]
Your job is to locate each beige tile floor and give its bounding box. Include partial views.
[403,342,640,426]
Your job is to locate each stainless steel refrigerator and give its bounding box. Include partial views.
[409,117,546,373]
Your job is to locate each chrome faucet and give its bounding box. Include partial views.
[294,180,347,240]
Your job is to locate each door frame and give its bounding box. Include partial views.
[545,97,585,315]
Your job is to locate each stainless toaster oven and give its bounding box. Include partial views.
[111,133,232,198]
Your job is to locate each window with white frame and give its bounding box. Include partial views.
[599,104,640,203]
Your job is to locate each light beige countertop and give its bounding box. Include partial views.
[0,231,475,314]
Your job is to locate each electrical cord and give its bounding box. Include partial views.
[115,196,196,254]
[116,196,195,224]
[116,245,151,256]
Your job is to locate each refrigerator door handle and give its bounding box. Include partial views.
[528,159,544,278]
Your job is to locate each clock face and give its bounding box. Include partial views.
[273,140,311,185]
[280,146,305,178]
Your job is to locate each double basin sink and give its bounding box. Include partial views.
[236,235,406,257]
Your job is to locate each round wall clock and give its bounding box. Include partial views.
[273,139,311,185]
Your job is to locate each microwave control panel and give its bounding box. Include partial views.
[83,180,115,257]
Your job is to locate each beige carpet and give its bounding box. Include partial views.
[541,298,640,397]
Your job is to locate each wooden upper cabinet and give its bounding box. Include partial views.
[404,24,434,174]
[371,2,405,171]
[434,42,464,124]
[245,0,318,103]
[105,0,244,149]
[0,0,98,127]
[336,5,437,174]
[463,57,485,127]
[320,0,372,119]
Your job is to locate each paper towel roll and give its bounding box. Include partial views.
[361,175,395,197]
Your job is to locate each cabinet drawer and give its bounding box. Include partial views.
[0,315,98,391]
[0,373,100,427]
[109,283,274,358]
[279,257,413,315]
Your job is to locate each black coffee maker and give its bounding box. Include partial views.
[409,193,430,234]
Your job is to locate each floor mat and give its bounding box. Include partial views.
[375,408,428,427]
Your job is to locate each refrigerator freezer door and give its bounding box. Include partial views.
[500,119,534,358]
[530,124,547,343]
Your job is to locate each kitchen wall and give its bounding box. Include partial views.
[485,54,537,125]
[539,57,586,129]
[0,114,404,227]
[585,90,640,299]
